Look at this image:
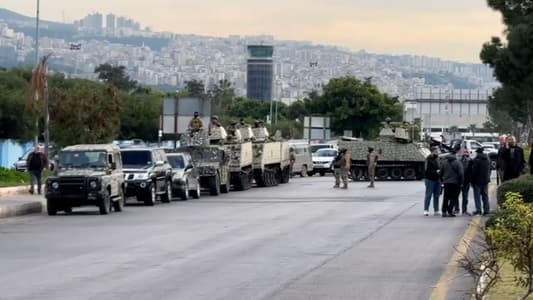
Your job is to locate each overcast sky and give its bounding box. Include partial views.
[2,0,504,62]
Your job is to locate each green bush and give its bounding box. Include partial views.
[0,167,30,187]
[497,174,533,206]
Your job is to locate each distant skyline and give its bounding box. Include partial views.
[1,0,504,62]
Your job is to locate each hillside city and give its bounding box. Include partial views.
[0,9,498,103]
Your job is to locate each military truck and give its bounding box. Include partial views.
[179,130,231,196]
[221,125,255,191]
[45,144,124,215]
[339,121,429,181]
[252,127,291,187]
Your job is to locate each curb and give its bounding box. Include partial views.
[0,185,45,197]
[0,201,43,219]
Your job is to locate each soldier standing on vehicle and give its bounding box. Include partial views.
[367,147,379,188]
[26,145,48,195]
[188,112,204,133]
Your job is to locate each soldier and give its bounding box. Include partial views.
[238,118,247,128]
[367,147,379,188]
[188,112,204,132]
[333,148,350,189]
[289,147,296,177]
[210,115,222,128]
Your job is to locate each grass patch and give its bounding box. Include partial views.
[487,261,533,300]
[0,168,51,188]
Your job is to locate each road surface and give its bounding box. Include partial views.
[0,177,474,300]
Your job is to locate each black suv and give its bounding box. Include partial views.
[120,148,173,205]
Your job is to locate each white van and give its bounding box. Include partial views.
[290,143,314,177]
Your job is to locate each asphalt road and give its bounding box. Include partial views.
[0,176,475,300]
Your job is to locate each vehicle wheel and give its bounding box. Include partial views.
[403,168,417,180]
[490,159,497,170]
[209,174,220,196]
[255,170,266,187]
[319,171,325,177]
[190,183,200,199]
[280,167,290,184]
[390,168,402,180]
[161,181,172,203]
[99,190,111,215]
[144,183,156,206]
[113,188,124,212]
[180,182,190,200]
[300,165,308,177]
[308,171,315,177]
[47,199,58,216]
[63,206,72,214]
[376,168,389,181]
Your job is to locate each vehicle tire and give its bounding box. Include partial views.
[308,171,315,177]
[64,206,72,214]
[180,182,190,200]
[190,183,200,199]
[490,159,497,170]
[403,168,417,180]
[281,167,290,184]
[255,170,266,187]
[319,171,325,177]
[390,168,402,180]
[99,190,111,215]
[300,165,308,177]
[376,168,389,180]
[47,199,58,216]
[113,188,124,212]
[144,183,156,206]
[209,174,220,196]
[161,181,172,203]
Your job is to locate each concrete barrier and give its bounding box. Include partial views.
[0,201,43,219]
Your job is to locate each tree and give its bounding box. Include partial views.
[119,89,163,141]
[49,76,121,147]
[481,2,533,138]
[94,63,137,91]
[487,192,533,300]
[208,79,235,116]
[306,77,402,139]
[184,79,206,98]
[0,68,34,140]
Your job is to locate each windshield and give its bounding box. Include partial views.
[59,151,107,169]
[315,149,337,157]
[168,155,185,169]
[310,145,331,153]
[121,150,152,167]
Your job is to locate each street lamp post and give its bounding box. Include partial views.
[33,0,40,146]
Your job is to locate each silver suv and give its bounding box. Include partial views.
[45,144,124,215]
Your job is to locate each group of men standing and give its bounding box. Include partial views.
[423,134,532,218]
[332,147,379,189]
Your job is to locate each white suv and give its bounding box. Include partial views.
[311,148,338,176]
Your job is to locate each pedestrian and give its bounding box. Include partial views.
[440,152,464,217]
[456,149,472,215]
[496,134,507,185]
[367,147,379,188]
[501,135,525,181]
[471,147,491,216]
[529,138,533,175]
[423,147,441,216]
[333,148,349,189]
[289,148,296,178]
[26,145,48,195]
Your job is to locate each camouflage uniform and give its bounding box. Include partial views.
[189,117,204,132]
[367,150,379,188]
[334,150,350,189]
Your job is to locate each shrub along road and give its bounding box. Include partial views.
[0,177,478,300]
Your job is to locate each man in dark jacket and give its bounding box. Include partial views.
[26,145,48,195]
[440,152,464,217]
[471,148,491,215]
[529,138,533,175]
[423,147,441,216]
[456,149,472,215]
[501,135,525,181]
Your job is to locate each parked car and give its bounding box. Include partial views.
[166,152,200,200]
[45,144,124,215]
[120,148,173,206]
[311,148,338,176]
[289,143,314,177]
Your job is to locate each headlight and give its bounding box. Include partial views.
[52,182,59,189]
[89,181,98,189]
[136,173,149,180]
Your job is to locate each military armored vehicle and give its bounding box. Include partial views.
[178,130,231,196]
[339,121,429,181]
[221,125,255,191]
[45,144,124,215]
[252,126,291,187]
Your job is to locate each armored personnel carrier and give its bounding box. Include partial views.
[179,129,230,196]
[222,124,255,191]
[339,121,429,181]
[252,126,291,187]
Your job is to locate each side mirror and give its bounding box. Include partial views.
[155,161,164,167]
[186,164,193,170]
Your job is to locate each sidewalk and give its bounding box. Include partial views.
[0,185,45,218]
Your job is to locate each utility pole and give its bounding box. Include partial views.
[33,0,40,146]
